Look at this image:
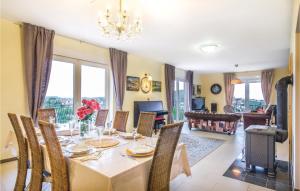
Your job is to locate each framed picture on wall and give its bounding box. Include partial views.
[196,85,202,95]
[193,84,196,96]
[152,81,162,92]
[126,76,140,91]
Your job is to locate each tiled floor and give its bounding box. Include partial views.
[170,123,289,191]
[224,158,292,191]
[0,123,289,191]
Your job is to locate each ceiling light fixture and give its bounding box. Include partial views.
[97,0,142,40]
[231,64,242,84]
[199,43,221,54]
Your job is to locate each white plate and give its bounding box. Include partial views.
[127,145,154,154]
[119,132,142,139]
[65,144,90,154]
[103,128,117,135]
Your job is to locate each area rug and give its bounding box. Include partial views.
[179,133,225,166]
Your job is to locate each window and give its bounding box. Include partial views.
[43,60,74,123]
[43,57,109,123]
[173,80,186,121]
[249,82,265,111]
[233,83,245,112]
[81,65,107,108]
[233,80,265,112]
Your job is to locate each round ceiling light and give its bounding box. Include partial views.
[199,43,221,54]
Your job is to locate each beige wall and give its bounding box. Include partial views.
[291,0,300,189]
[0,18,166,159]
[293,32,300,190]
[53,35,109,65]
[269,67,290,104]
[124,55,166,130]
[197,67,289,113]
[198,73,226,113]
[0,19,29,159]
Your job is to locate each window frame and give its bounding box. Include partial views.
[233,78,265,112]
[173,78,187,121]
[50,55,110,118]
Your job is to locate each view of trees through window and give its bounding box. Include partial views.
[173,80,186,121]
[43,60,74,123]
[233,81,265,112]
[43,60,107,123]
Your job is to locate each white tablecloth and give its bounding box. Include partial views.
[41,132,191,191]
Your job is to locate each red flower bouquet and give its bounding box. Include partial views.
[77,99,100,137]
[76,99,100,121]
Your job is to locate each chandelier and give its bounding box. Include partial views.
[97,0,142,39]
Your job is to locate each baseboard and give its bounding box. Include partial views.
[0,157,18,164]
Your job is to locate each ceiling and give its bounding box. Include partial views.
[1,0,293,73]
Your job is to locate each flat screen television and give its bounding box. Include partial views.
[192,97,205,111]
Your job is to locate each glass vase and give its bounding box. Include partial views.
[80,120,90,138]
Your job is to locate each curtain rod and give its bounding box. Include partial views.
[53,54,107,66]
[15,22,107,49]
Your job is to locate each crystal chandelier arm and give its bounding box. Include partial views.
[119,0,122,12]
[97,0,141,39]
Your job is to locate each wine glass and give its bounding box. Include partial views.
[132,128,138,142]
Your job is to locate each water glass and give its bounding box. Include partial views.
[106,121,112,136]
[69,120,76,139]
[49,116,55,124]
[88,120,93,136]
[132,128,138,142]
[97,126,105,139]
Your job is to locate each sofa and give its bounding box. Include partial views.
[243,105,275,129]
[184,112,241,135]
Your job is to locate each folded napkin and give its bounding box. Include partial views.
[66,151,90,158]
[79,151,103,162]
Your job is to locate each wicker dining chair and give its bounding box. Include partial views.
[95,109,109,127]
[147,122,184,191]
[38,121,69,191]
[112,111,129,132]
[7,113,29,191]
[20,116,44,191]
[137,112,156,137]
[37,108,56,123]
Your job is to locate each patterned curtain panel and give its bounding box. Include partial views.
[109,48,127,110]
[185,71,193,111]
[165,64,175,123]
[224,73,235,106]
[23,23,55,123]
[261,69,274,105]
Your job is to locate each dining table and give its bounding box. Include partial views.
[37,124,192,191]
